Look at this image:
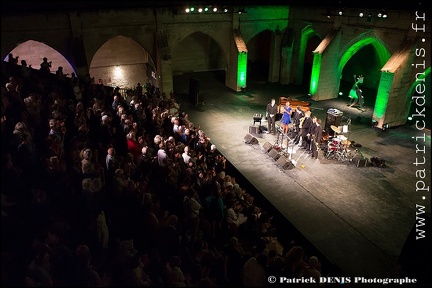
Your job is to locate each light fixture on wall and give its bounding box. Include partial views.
[367,13,372,22]
[238,7,246,14]
[378,9,387,18]
[359,10,365,17]
[326,9,331,18]
[338,8,345,16]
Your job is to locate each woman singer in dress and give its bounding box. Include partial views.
[281,102,293,134]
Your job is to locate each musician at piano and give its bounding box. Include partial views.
[280,102,293,134]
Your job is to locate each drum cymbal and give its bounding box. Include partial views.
[331,125,341,134]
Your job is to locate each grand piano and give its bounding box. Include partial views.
[278,96,311,113]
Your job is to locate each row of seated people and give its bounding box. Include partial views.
[1,59,330,286]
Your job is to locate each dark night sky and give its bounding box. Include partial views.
[1,0,427,15]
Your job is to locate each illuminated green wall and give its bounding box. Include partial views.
[237,52,247,88]
[309,53,321,95]
[374,72,393,119]
[338,36,390,74]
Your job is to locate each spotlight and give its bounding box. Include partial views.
[371,120,378,127]
[223,6,228,13]
[359,10,365,17]
[204,7,209,12]
[378,9,387,18]
[238,8,246,14]
[338,92,343,96]
[407,116,413,121]
[185,7,190,13]
[338,8,344,16]
[382,123,389,131]
[367,13,372,22]
[326,9,331,18]
[198,7,203,13]
[190,7,195,12]
[213,7,218,12]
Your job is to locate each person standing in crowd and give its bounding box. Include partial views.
[266,98,278,134]
[40,57,52,73]
[280,101,292,134]
[8,53,19,65]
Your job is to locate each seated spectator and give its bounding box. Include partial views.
[73,244,103,287]
[242,253,268,287]
[299,255,322,284]
[165,255,186,287]
[225,201,248,228]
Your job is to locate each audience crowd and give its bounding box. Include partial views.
[1,58,328,287]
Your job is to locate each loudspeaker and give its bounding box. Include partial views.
[276,155,288,166]
[352,157,368,167]
[249,125,260,134]
[276,155,295,170]
[282,160,295,170]
[325,110,343,137]
[262,142,273,153]
[268,149,280,160]
[244,133,258,145]
[189,78,200,105]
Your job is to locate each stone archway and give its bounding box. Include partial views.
[89,35,155,89]
[6,40,76,76]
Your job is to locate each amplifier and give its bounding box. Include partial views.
[352,157,368,167]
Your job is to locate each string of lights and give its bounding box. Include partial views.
[182,5,246,14]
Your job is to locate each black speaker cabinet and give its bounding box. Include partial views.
[325,109,343,137]
[268,149,280,160]
[249,125,260,134]
[189,78,200,105]
[244,133,258,145]
[262,142,273,153]
[276,155,294,170]
[276,155,288,166]
[282,160,295,170]
[352,157,368,167]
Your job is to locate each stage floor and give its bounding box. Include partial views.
[173,71,431,279]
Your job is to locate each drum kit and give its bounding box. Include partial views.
[325,125,353,161]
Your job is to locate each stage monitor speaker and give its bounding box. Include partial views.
[268,149,280,161]
[262,142,273,153]
[282,160,295,170]
[276,155,295,170]
[276,155,288,166]
[189,78,200,105]
[244,133,258,145]
[249,125,260,134]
